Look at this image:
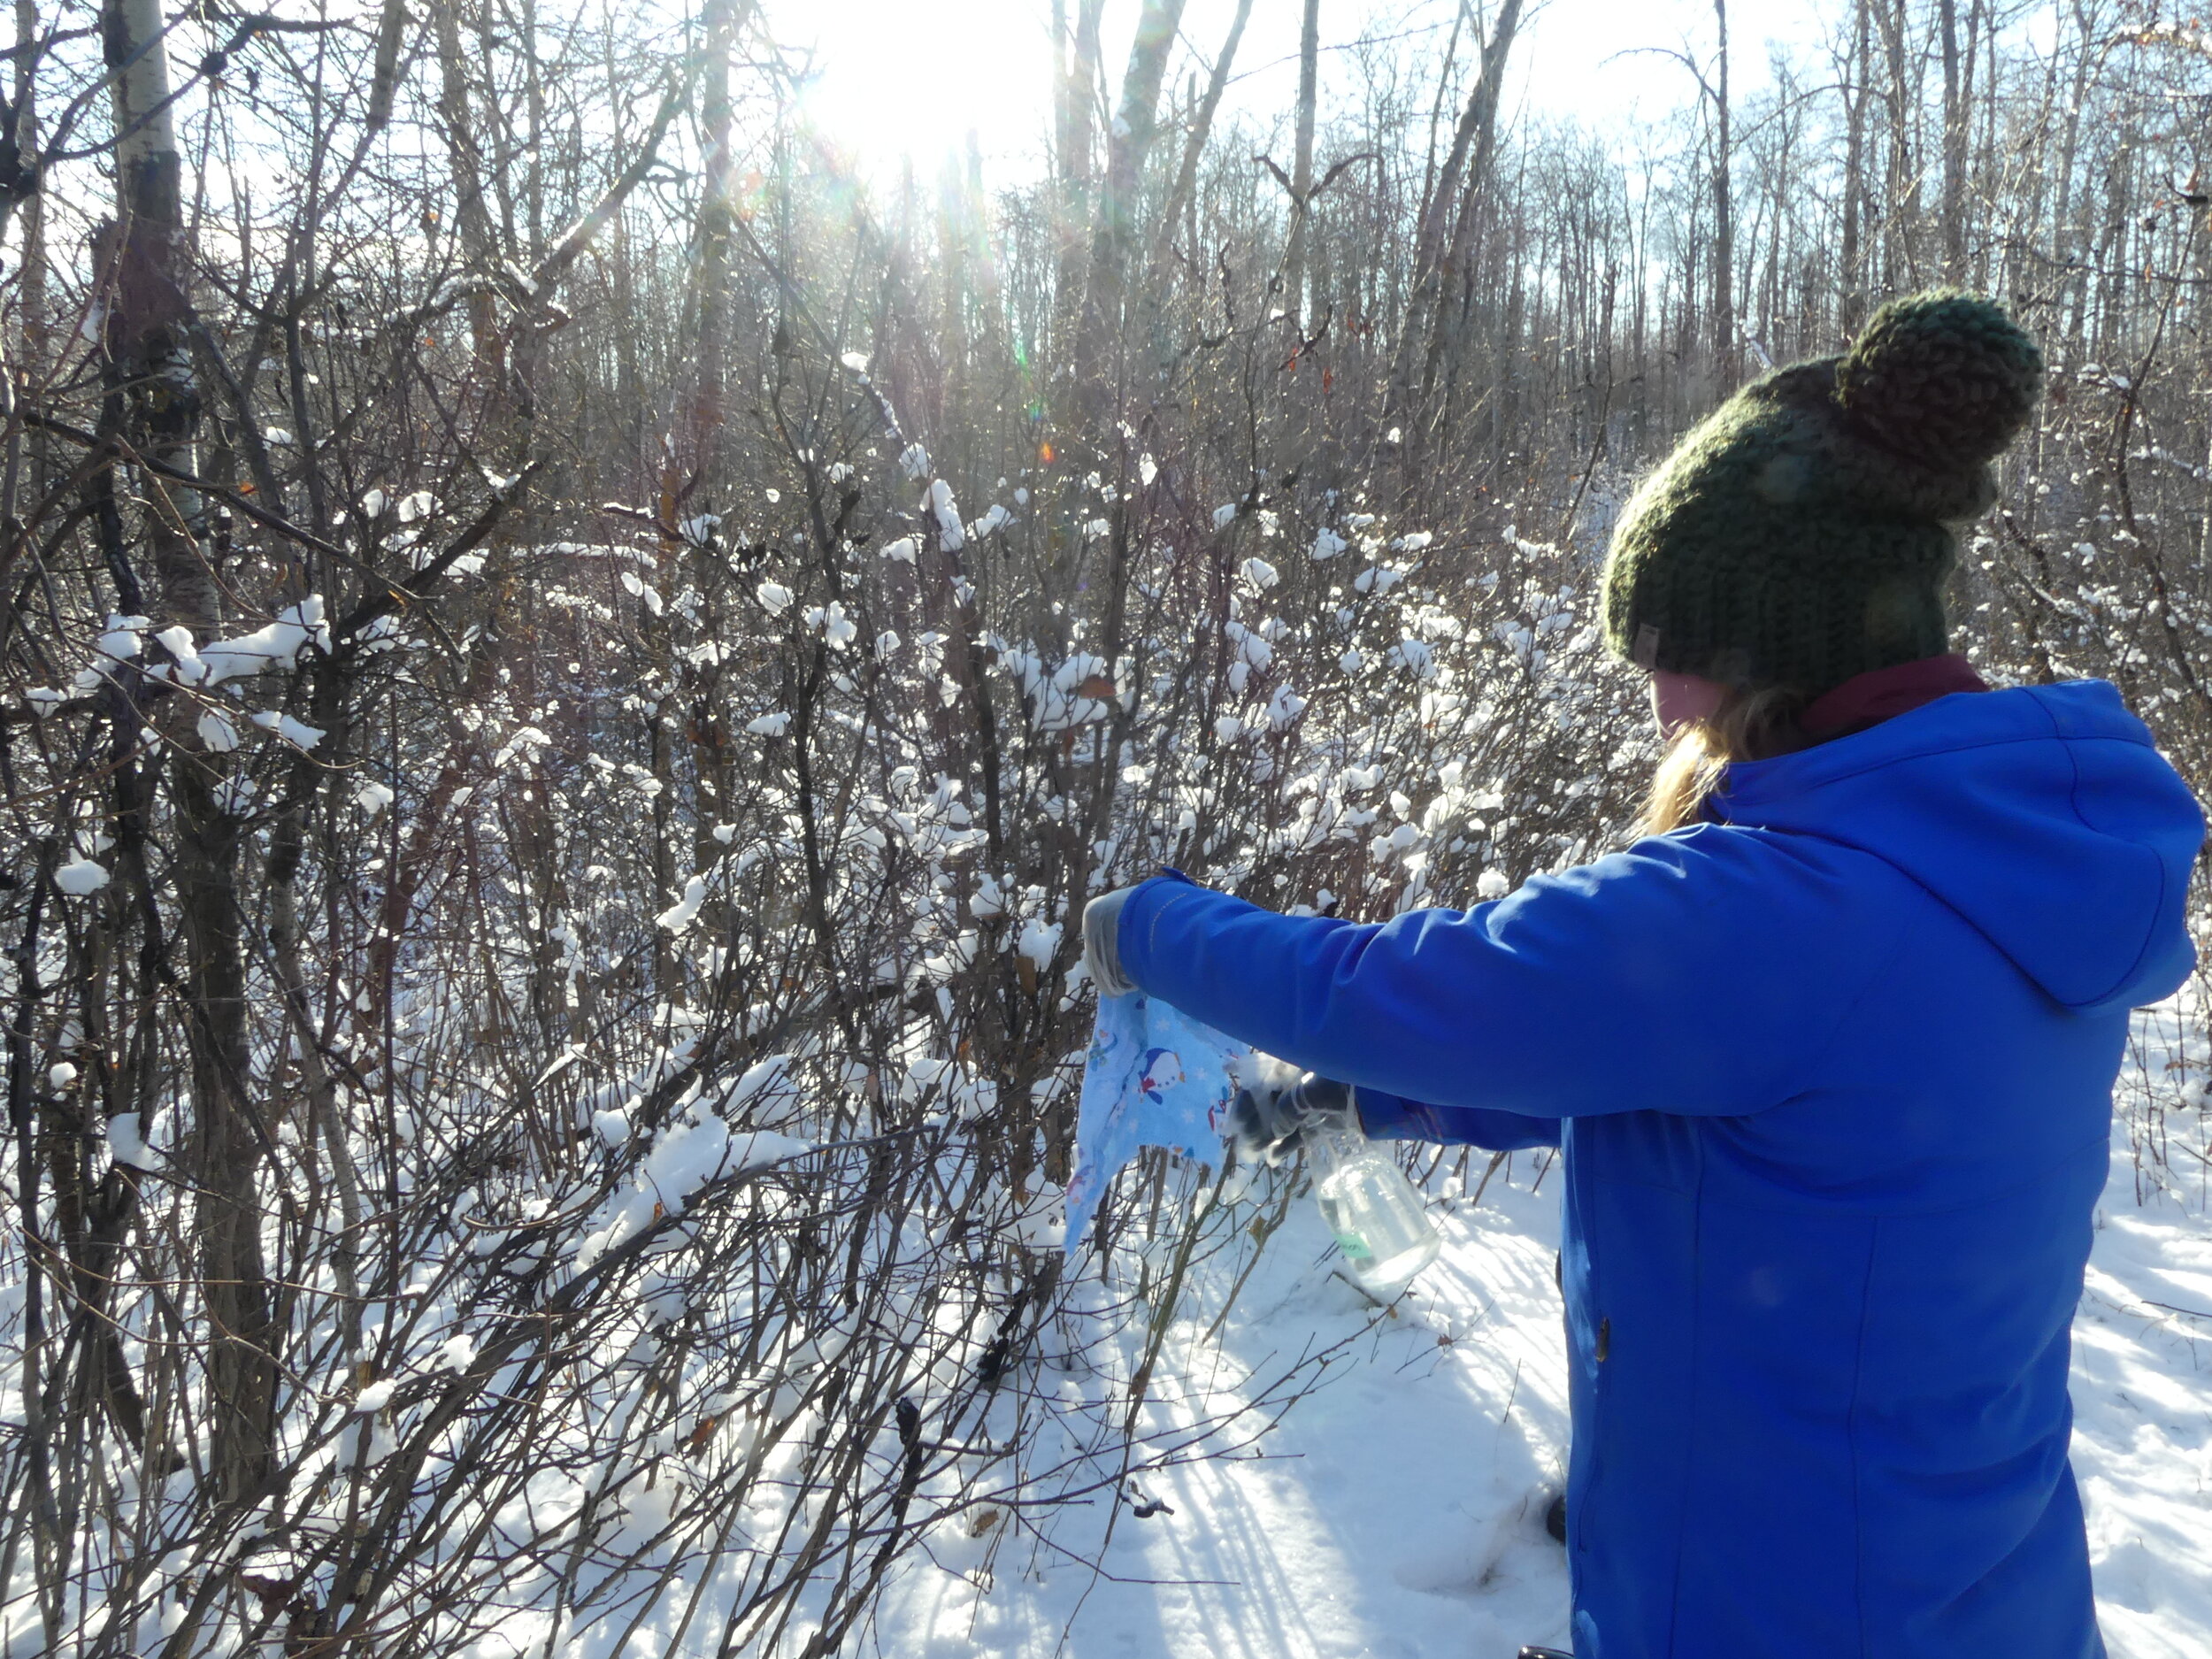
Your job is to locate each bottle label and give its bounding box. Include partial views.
[1333,1229,1373,1260]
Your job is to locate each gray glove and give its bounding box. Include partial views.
[1080,885,1141,997]
[1229,1072,1356,1163]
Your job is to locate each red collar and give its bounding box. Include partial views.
[1799,654,1988,740]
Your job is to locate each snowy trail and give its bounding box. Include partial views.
[877,1108,2212,1659]
[879,1153,1578,1659]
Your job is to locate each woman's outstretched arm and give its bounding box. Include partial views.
[1117,830,1906,1122]
[1354,1084,1561,1150]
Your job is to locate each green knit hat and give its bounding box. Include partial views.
[1601,291,2042,695]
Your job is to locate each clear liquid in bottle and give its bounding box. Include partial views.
[1306,1118,1441,1296]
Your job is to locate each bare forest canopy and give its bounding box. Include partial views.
[2,0,2208,1653]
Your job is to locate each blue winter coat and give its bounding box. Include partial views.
[1114,680,2202,1659]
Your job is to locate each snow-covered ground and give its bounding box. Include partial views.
[2074,1147,2212,1655]
[878,1150,1580,1658]
[874,1024,2212,1659]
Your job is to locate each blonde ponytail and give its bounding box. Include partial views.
[1635,687,1810,837]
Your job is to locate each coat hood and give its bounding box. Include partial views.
[1711,680,2204,1013]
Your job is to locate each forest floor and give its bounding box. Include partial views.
[872,1017,2212,1659]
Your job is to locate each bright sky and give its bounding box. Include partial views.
[770,0,1843,186]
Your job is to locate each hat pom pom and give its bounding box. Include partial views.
[1835,291,2043,468]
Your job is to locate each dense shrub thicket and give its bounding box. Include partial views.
[2,0,2208,1651]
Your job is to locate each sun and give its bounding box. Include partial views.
[776,0,1059,183]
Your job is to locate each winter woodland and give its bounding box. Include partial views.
[2,0,2209,1653]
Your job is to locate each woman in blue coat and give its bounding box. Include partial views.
[1081,294,2203,1659]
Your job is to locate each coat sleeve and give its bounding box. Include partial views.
[1117,826,1902,1121]
[1354,1085,1560,1150]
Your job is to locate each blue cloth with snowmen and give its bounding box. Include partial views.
[1063,993,1247,1257]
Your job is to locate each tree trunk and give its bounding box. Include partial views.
[1282,0,1320,327]
[14,0,47,526]
[366,0,410,132]
[1875,0,1921,288]
[1151,0,1255,277]
[1839,0,1870,335]
[13,0,43,383]
[433,0,507,399]
[1711,0,1735,385]
[1388,0,1523,489]
[103,0,279,1512]
[1072,0,1189,434]
[1432,0,1533,417]
[1052,0,1104,360]
[690,0,742,481]
[2051,2,2093,358]
[1938,0,1967,279]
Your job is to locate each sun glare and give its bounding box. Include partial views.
[775,0,1835,192]
[779,0,1059,180]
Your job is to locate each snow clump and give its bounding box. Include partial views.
[804,602,857,645]
[429,1333,478,1375]
[574,1096,810,1271]
[198,710,242,752]
[188,598,333,686]
[353,1379,396,1415]
[1016,918,1062,973]
[927,479,965,549]
[55,859,110,895]
[250,711,326,749]
[657,874,709,933]
[108,1112,153,1169]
